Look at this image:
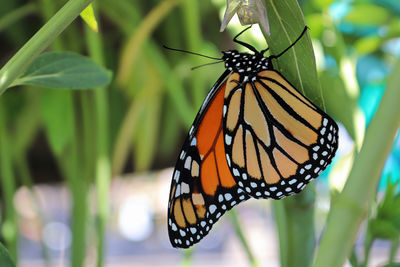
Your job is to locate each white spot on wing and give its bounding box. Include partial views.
[225,135,232,145]
[209,205,217,214]
[175,184,181,197]
[190,137,197,146]
[225,193,232,201]
[184,156,192,170]
[181,182,190,194]
[174,171,180,182]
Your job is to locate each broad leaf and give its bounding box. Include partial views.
[13,52,111,89]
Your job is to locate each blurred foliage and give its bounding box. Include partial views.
[0,242,15,267]
[0,0,399,266]
[350,180,400,267]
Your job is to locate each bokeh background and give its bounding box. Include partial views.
[0,0,400,266]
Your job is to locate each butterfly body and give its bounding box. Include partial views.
[168,27,338,248]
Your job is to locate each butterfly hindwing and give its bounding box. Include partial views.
[222,70,338,199]
[168,26,339,249]
[168,71,250,248]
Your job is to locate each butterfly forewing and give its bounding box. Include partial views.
[222,70,338,199]
[168,26,339,249]
[168,72,249,248]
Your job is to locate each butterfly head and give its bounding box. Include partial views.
[222,50,270,76]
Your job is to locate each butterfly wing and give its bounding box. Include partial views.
[168,71,250,248]
[222,70,338,199]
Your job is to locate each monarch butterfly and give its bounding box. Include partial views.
[167,27,338,248]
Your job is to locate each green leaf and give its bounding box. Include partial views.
[355,36,383,54]
[13,52,112,89]
[376,181,400,223]
[369,218,400,239]
[80,4,98,32]
[264,0,324,109]
[0,243,15,267]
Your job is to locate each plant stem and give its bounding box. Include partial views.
[68,92,91,267]
[313,58,400,267]
[228,209,259,266]
[0,0,93,95]
[388,238,399,265]
[180,0,205,108]
[273,201,288,267]
[84,5,111,266]
[274,185,316,267]
[0,3,37,32]
[0,102,18,263]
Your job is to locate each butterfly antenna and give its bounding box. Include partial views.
[191,60,224,70]
[232,26,258,53]
[163,45,222,60]
[270,26,309,59]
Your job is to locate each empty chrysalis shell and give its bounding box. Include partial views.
[220,0,270,35]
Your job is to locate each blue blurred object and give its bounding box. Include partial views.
[380,151,400,190]
[329,0,351,22]
[356,55,400,187]
[356,55,389,88]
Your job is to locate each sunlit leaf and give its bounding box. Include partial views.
[264,0,324,108]
[80,4,98,32]
[13,52,112,89]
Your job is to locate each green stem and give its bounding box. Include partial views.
[360,231,374,267]
[228,209,259,266]
[68,92,91,267]
[388,238,399,265]
[313,58,400,267]
[273,201,288,267]
[0,102,18,263]
[84,6,111,266]
[38,0,63,50]
[180,248,193,267]
[0,3,37,32]
[0,0,93,95]
[180,0,205,108]
[274,186,315,267]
